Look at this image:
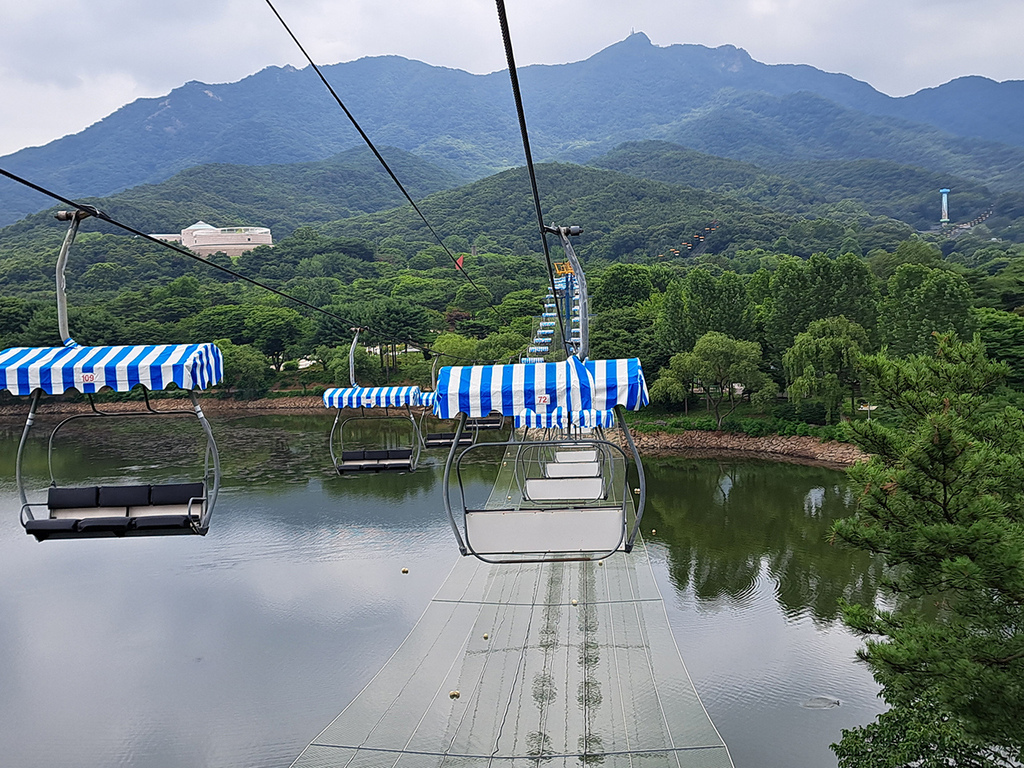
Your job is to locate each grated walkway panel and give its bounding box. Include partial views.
[291,539,734,767]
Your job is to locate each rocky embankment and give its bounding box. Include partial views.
[629,429,869,467]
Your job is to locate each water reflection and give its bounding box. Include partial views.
[645,458,884,623]
[0,414,883,768]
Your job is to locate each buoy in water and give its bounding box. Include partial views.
[450,690,460,699]
[571,599,578,606]
[651,529,656,535]
[401,568,409,574]
[483,633,489,640]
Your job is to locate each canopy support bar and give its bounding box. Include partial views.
[54,208,96,346]
[15,390,41,512]
[442,413,469,555]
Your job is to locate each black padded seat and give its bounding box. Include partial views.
[360,449,390,471]
[388,449,413,460]
[426,432,473,447]
[48,486,98,509]
[150,482,205,506]
[25,518,78,541]
[75,516,132,535]
[132,514,194,531]
[466,417,502,430]
[98,485,150,507]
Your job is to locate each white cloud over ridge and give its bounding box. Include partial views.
[1,0,1022,156]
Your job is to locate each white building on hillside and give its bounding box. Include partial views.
[151,221,273,257]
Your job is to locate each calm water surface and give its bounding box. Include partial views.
[0,413,883,768]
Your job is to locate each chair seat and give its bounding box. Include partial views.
[524,477,605,501]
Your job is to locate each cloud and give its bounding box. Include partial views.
[1,0,1022,156]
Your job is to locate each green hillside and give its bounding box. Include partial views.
[320,162,911,261]
[0,146,465,248]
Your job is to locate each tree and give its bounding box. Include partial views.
[880,264,973,356]
[684,268,754,341]
[784,316,868,423]
[679,332,767,429]
[832,335,1024,764]
[655,279,691,355]
[972,307,1024,389]
[215,339,271,399]
[244,305,306,370]
[592,264,653,311]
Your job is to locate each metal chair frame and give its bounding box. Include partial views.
[16,387,221,537]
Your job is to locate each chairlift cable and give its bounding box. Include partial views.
[0,167,490,366]
[493,0,567,355]
[261,0,507,327]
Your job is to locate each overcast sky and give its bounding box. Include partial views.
[1,0,1023,157]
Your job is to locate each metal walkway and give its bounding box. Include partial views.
[291,538,734,767]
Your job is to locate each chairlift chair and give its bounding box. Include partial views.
[2,209,224,542]
[4,344,224,541]
[323,386,423,473]
[434,356,649,564]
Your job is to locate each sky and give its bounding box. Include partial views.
[1,0,1023,157]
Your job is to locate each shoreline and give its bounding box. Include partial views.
[0,395,869,468]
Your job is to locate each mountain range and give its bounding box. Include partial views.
[1,32,1023,228]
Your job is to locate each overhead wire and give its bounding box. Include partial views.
[0,167,492,367]
[493,0,568,357]
[260,0,507,327]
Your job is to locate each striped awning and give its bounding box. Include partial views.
[434,357,648,419]
[575,408,618,428]
[435,356,592,419]
[514,408,569,429]
[587,358,649,410]
[0,343,223,395]
[323,385,421,409]
[514,408,618,429]
[418,390,436,408]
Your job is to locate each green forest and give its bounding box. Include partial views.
[4,141,1024,419]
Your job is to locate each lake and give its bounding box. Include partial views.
[0,411,883,767]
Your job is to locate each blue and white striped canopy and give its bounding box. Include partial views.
[536,329,554,337]
[541,312,557,318]
[575,409,618,428]
[323,385,421,409]
[436,356,592,419]
[514,408,569,429]
[513,408,618,429]
[0,343,223,395]
[528,346,549,353]
[520,357,545,364]
[434,357,648,419]
[539,321,555,328]
[418,390,436,408]
[587,358,649,410]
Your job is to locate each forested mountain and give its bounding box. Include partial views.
[0,146,465,246]
[319,163,913,261]
[590,141,1003,233]
[2,32,1024,226]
